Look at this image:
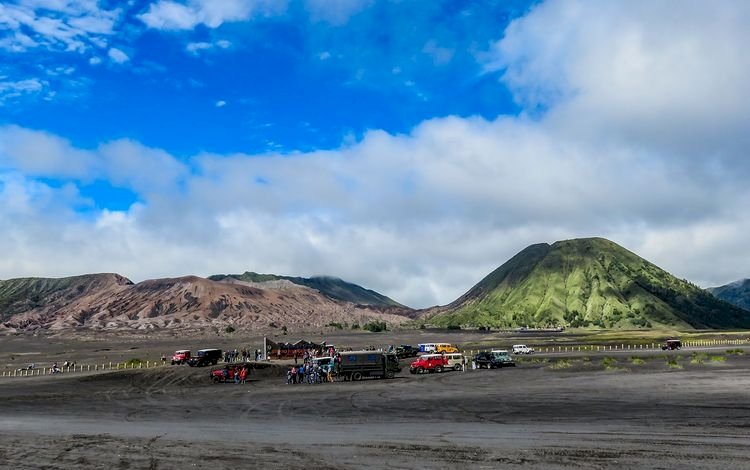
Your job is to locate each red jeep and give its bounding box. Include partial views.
[409,355,449,374]
[211,364,250,383]
[171,350,191,365]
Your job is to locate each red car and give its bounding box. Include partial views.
[409,355,449,374]
[211,364,250,383]
[171,350,191,365]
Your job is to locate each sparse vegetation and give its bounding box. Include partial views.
[548,359,572,370]
[601,356,618,369]
[629,357,645,365]
[691,353,708,364]
[363,321,387,333]
[326,322,344,330]
[666,357,682,369]
[726,349,745,355]
[709,355,727,363]
[125,358,143,366]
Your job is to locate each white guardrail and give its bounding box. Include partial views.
[1,360,167,378]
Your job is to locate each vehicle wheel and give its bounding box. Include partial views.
[435,366,443,373]
[454,364,462,371]
[212,376,221,383]
[351,372,363,381]
[385,370,395,379]
[416,367,424,374]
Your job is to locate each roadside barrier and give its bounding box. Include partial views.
[1,359,170,378]
[463,337,749,357]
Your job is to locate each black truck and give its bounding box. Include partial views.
[187,348,223,367]
[339,351,401,381]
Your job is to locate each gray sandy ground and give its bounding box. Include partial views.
[1,348,749,469]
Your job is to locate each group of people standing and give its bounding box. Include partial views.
[224,348,262,363]
[287,353,342,384]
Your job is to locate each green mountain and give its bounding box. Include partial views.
[708,279,750,311]
[428,238,750,329]
[208,272,404,308]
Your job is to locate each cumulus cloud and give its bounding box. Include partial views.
[107,47,129,63]
[139,0,287,30]
[2,1,750,308]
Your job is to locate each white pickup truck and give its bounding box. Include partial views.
[512,344,535,355]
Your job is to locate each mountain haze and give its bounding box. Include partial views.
[426,238,750,329]
[708,279,750,311]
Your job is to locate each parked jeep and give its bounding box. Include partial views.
[211,363,250,383]
[474,351,516,369]
[512,344,535,355]
[409,355,449,374]
[395,345,420,359]
[187,348,222,367]
[661,339,681,350]
[171,349,191,365]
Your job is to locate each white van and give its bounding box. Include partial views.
[421,353,465,371]
[418,343,437,353]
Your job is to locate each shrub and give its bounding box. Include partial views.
[709,355,727,363]
[629,357,645,365]
[726,349,745,355]
[601,356,618,369]
[126,358,143,366]
[225,325,235,333]
[690,353,708,364]
[666,358,682,369]
[327,322,344,330]
[548,359,572,370]
[363,321,387,333]
[351,323,360,330]
[446,324,461,330]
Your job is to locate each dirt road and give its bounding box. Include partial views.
[1,351,749,469]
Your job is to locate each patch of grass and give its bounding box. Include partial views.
[601,356,618,369]
[666,358,682,369]
[709,355,727,363]
[125,358,143,366]
[548,359,572,370]
[581,356,591,363]
[629,357,645,365]
[690,353,708,365]
[726,349,745,356]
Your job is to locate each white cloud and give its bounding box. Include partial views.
[107,47,129,63]
[186,39,232,55]
[2,1,750,308]
[0,0,121,53]
[0,78,47,103]
[139,0,287,30]
[215,100,226,107]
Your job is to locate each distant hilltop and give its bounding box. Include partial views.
[0,272,412,333]
[422,237,750,330]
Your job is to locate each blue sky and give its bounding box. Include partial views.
[1,1,749,307]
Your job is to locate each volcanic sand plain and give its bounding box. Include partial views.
[1,332,749,469]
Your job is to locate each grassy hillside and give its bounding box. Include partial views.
[208,272,404,308]
[430,238,750,329]
[708,279,750,311]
